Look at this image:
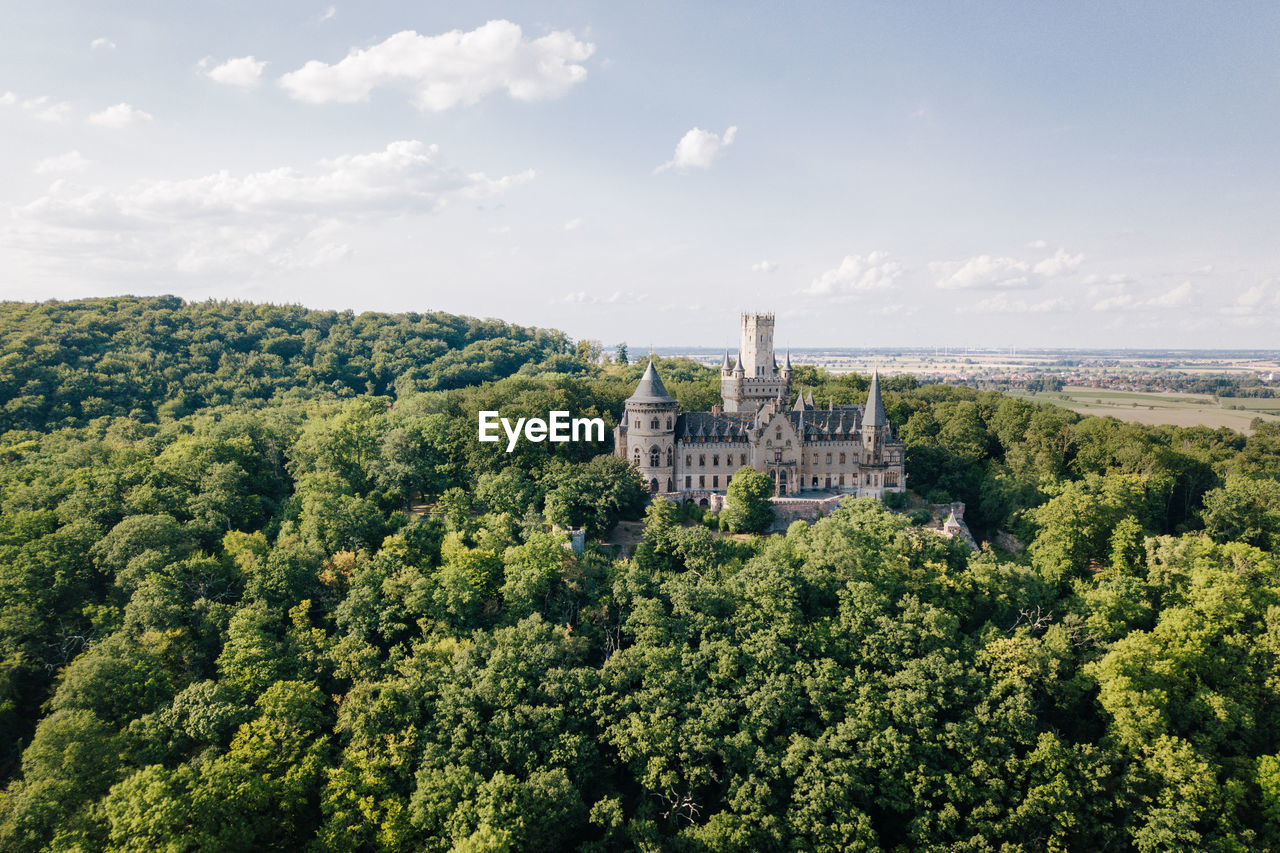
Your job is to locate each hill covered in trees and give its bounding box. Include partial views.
[2,297,1280,851]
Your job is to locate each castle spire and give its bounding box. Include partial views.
[864,367,887,429]
[733,350,745,376]
[721,349,731,370]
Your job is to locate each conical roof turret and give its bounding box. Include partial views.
[733,350,745,376]
[720,350,732,371]
[783,349,793,374]
[864,368,887,428]
[626,360,677,405]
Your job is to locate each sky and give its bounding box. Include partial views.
[2,2,1279,348]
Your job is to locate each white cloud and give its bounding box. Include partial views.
[752,260,778,273]
[1091,293,1136,312]
[1091,280,1194,312]
[968,294,1071,314]
[87,103,153,127]
[34,151,90,174]
[90,37,116,51]
[654,125,737,174]
[1027,239,1048,249]
[1032,247,1084,277]
[559,290,645,305]
[934,254,1030,289]
[805,251,902,297]
[205,56,267,88]
[1147,281,1192,307]
[934,246,1084,290]
[8,94,72,122]
[8,140,532,278]
[319,5,336,22]
[279,20,594,110]
[563,217,583,231]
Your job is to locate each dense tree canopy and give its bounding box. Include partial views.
[2,297,1279,850]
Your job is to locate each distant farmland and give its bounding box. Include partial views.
[1008,386,1280,433]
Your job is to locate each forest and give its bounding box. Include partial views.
[2,296,1280,851]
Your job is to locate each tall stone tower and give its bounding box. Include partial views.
[862,368,888,463]
[722,312,790,412]
[622,360,679,493]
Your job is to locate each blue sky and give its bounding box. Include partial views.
[2,2,1278,347]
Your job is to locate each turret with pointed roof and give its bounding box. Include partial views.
[863,368,887,430]
[626,360,678,405]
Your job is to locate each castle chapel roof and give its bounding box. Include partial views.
[626,360,678,404]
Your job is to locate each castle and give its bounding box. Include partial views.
[615,313,907,501]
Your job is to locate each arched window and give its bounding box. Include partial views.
[666,417,672,429]
[666,447,673,466]
[667,478,673,491]
[633,447,640,466]
[651,418,659,429]
[839,452,846,464]
[650,446,661,467]
[650,478,659,493]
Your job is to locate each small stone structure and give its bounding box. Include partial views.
[936,502,979,550]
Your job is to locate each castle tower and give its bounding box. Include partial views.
[740,313,775,378]
[862,368,888,463]
[621,360,679,493]
[722,312,791,412]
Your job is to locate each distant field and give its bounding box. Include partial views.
[1009,386,1280,433]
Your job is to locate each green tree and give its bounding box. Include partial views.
[721,468,775,534]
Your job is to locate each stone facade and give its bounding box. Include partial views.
[615,313,908,501]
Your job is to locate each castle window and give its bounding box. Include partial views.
[666,447,673,466]
[813,454,818,464]
[741,454,747,465]
[651,418,659,429]
[812,476,818,488]
[839,474,846,486]
[839,452,846,464]
[712,476,719,488]
[633,448,640,466]
[650,446,661,467]
[826,453,832,464]
[686,454,692,466]
[699,454,705,466]
[712,454,719,467]
[685,476,691,489]
[667,418,672,429]
[699,475,705,487]
[775,428,782,439]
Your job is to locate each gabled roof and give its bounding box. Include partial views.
[626,360,677,404]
